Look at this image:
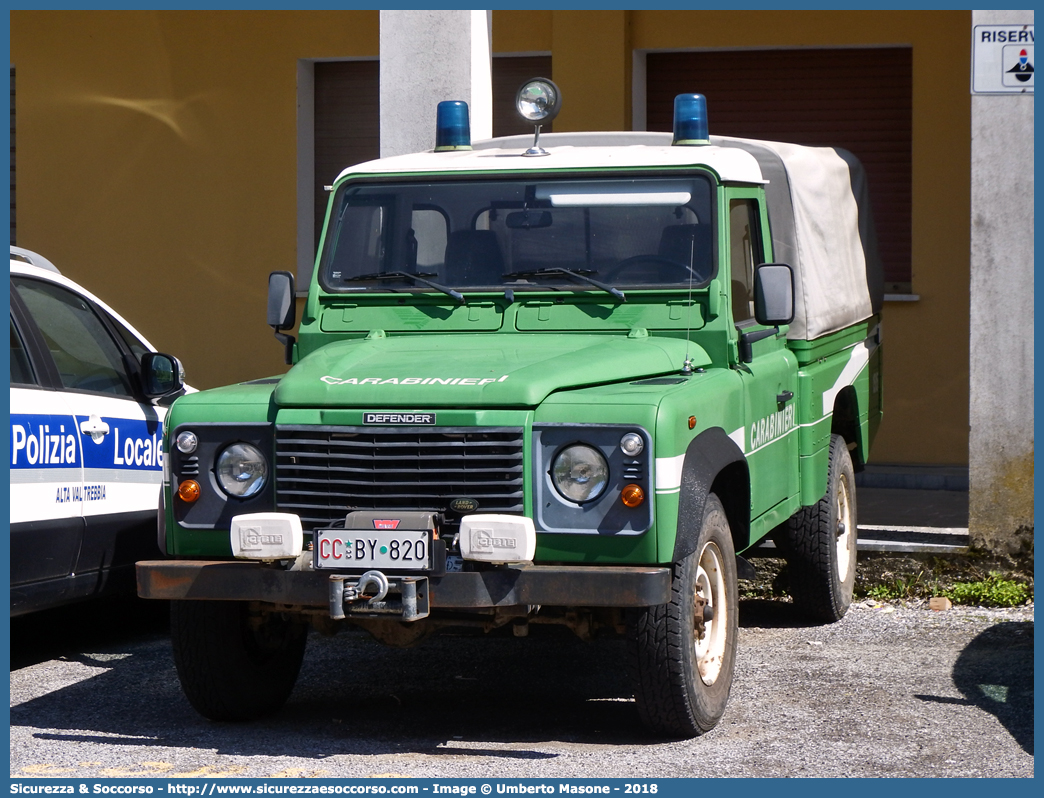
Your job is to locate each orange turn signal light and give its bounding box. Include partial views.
[177,480,201,503]
[621,483,645,508]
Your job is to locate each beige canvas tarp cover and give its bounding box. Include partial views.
[711,135,884,341]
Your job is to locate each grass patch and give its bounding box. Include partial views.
[944,572,1032,607]
[742,553,1034,607]
[853,553,1033,606]
[863,571,939,602]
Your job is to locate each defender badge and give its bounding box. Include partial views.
[363,412,436,425]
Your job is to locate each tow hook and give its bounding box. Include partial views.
[348,570,390,603]
[327,570,430,622]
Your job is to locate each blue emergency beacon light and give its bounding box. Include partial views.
[435,100,472,151]
[672,94,709,146]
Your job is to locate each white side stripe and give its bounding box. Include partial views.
[655,427,747,494]
[746,426,798,456]
[728,427,745,454]
[655,453,686,493]
[822,338,876,416]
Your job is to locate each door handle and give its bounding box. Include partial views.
[776,391,794,406]
[79,415,110,443]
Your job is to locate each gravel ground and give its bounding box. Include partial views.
[9,596,1034,779]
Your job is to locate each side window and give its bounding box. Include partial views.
[729,199,765,325]
[11,277,136,398]
[326,202,387,281]
[103,310,151,360]
[10,316,36,386]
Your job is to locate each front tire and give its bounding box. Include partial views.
[783,434,858,622]
[170,600,308,721]
[627,493,739,738]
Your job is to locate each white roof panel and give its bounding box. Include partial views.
[335,132,765,184]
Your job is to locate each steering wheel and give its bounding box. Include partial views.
[607,254,695,282]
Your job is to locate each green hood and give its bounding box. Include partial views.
[274,333,708,408]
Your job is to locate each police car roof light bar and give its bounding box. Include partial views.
[673,94,710,146]
[435,101,472,152]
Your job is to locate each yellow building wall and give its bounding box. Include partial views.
[10,10,379,388]
[12,10,969,466]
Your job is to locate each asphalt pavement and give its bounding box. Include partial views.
[12,467,1032,780]
[8,598,1033,779]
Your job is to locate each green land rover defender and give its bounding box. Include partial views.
[137,84,883,738]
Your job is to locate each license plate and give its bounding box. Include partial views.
[314,528,432,571]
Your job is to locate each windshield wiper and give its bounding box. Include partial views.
[502,268,625,302]
[345,271,465,305]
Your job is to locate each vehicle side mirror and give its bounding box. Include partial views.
[268,271,297,365]
[753,263,795,326]
[268,271,296,330]
[140,352,185,398]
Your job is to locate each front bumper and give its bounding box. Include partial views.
[136,560,671,609]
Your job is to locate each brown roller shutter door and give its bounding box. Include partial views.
[314,60,380,246]
[493,55,553,137]
[647,48,912,291]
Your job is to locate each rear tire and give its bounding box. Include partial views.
[783,434,857,622]
[627,493,738,738]
[170,600,307,721]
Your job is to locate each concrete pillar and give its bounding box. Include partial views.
[969,9,1034,555]
[379,10,492,158]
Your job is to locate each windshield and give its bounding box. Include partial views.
[319,175,716,293]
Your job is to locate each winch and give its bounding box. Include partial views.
[327,570,430,621]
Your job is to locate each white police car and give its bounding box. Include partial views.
[9,246,185,615]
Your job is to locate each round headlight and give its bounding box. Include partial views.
[552,444,609,504]
[515,77,562,124]
[215,443,268,498]
[620,432,645,457]
[175,430,198,454]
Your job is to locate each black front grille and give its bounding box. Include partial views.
[275,426,525,529]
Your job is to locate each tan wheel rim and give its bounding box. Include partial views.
[835,472,855,582]
[694,540,728,685]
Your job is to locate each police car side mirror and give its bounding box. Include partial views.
[268,271,296,365]
[753,263,795,326]
[141,352,185,398]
